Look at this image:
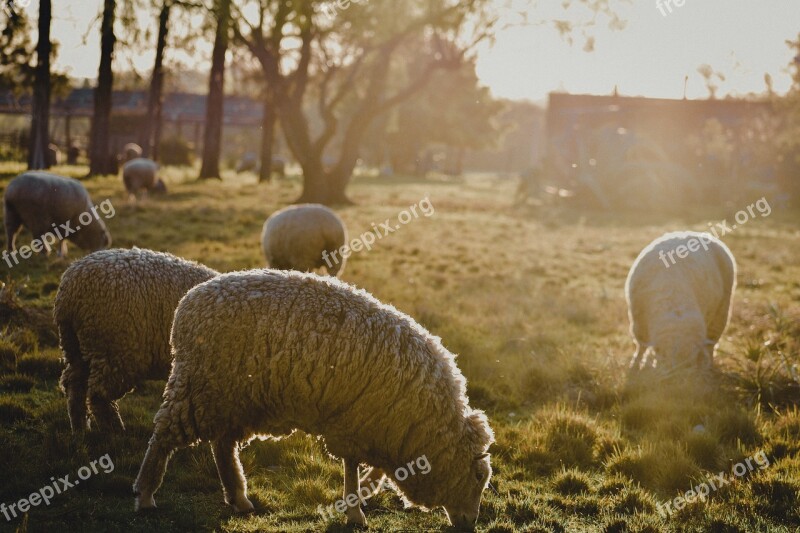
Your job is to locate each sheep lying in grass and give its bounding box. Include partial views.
[134,270,494,530]
[4,172,111,256]
[261,204,347,276]
[122,158,167,200]
[55,248,218,432]
[626,231,736,372]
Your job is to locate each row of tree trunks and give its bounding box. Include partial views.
[28,0,51,170]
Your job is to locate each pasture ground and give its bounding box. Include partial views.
[0,162,799,532]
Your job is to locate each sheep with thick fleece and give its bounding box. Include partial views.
[56,248,218,432]
[122,158,167,198]
[625,231,736,372]
[261,204,347,276]
[4,172,111,256]
[134,270,494,530]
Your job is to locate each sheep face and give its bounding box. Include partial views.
[71,218,112,252]
[151,179,167,195]
[652,312,708,370]
[442,453,492,531]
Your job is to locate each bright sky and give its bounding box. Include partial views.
[39,1,800,103]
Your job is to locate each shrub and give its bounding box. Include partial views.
[17,354,62,380]
[159,136,195,166]
[0,339,19,374]
[7,327,38,354]
[0,373,36,393]
[0,398,33,424]
[552,469,592,496]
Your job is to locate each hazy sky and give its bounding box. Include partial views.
[42,1,800,104]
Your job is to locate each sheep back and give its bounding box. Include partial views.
[4,172,111,252]
[123,158,164,195]
[261,204,347,276]
[625,231,736,367]
[159,269,493,508]
[55,248,218,400]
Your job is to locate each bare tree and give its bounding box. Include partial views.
[88,0,118,176]
[140,0,171,159]
[198,0,230,180]
[28,0,51,170]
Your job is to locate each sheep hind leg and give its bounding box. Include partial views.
[63,361,90,433]
[359,466,388,496]
[343,458,367,526]
[58,323,89,433]
[89,394,125,432]
[133,430,180,511]
[211,435,254,513]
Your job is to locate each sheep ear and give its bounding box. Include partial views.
[474,452,489,461]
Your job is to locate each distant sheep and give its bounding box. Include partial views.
[4,172,111,256]
[122,158,167,198]
[625,231,736,372]
[47,144,61,167]
[122,143,143,163]
[56,248,218,432]
[261,204,347,277]
[133,270,494,530]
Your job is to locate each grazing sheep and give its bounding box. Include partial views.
[4,172,112,256]
[625,231,736,372]
[261,204,347,276]
[46,143,61,167]
[235,152,258,173]
[122,143,143,163]
[122,158,167,198]
[56,248,218,432]
[134,270,494,530]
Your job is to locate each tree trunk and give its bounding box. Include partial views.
[259,93,276,183]
[28,0,51,170]
[88,0,117,176]
[141,0,170,159]
[198,0,230,180]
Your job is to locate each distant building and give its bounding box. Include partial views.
[0,89,268,157]
[546,93,773,173]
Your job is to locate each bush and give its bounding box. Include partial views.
[17,354,62,380]
[159,136,195,166]
[7,327,38,354]
[0,374,36,393]
[0,339,20,374]
[0,399,32,424]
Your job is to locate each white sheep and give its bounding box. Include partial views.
[4,172,111,256]
[625,231,736,372]
[122,158,167,199]
[56,248,218,432]
[133,269,494,530]
[261,204,347,276]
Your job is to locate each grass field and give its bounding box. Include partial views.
[0,162,799,532]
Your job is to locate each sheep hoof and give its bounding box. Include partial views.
[232,498,255,513]
[135,495,156,511]
[346,507,367,527]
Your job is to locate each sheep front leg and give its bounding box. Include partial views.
[89,395,125,432]
[628,343,645,373]
[211,436,254,513]
[343,458,367,526]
